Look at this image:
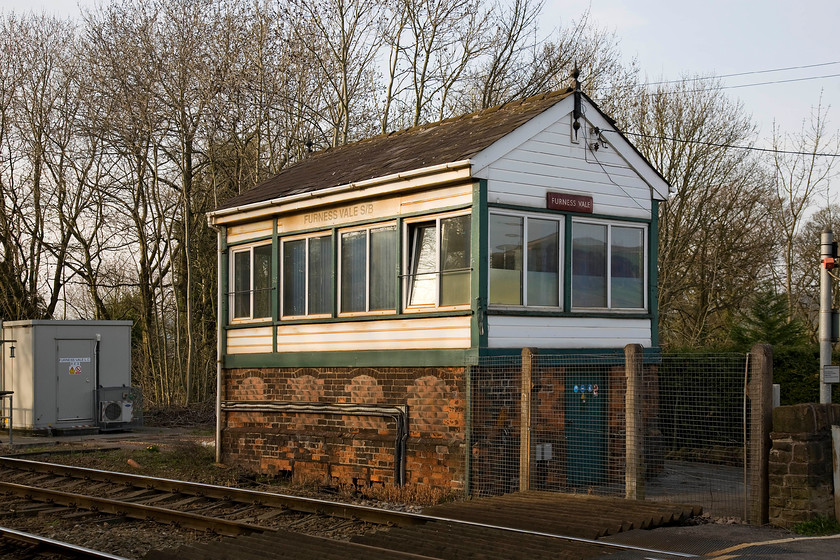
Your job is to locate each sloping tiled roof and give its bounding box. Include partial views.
[215,89,575,211]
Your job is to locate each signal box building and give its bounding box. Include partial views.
[209,89,669,492]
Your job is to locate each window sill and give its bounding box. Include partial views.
[337,309,397,318]
[403,304,471,314]
[487,307,650,319]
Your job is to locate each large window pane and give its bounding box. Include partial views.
[572,223,607,308]
[611,226,644,308]
[369,226,396,310]
[441,215,470,306]
[282,240,305,316]
[233,251,251,318]
[527,219,559,306]
[489,215,522,305]
[341,231,366,312]
[253,245,272,318]
[408,223,437,306]
[308,236,332,314]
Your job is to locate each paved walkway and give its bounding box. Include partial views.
[598,522,840,559]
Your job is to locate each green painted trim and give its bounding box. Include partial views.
[396,217,404,313]
[478,346,662,364]
[220,228,229,360]
[649,200,660,348]
[225,348,478,368]
[331,227,339,317]
[271,221,279,351]
[563,218,572,312]
[488,202,652,225]
[472,179,489,349]
[486,308,652,320]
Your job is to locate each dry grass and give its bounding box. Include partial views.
[347,482,455,506]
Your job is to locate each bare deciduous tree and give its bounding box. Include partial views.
[770,96,839,318]
[628,78,776,348]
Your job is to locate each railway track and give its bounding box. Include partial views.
[0,526,129,560]
[0,456,420,536]
[0,456,701,559]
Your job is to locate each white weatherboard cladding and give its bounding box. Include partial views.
[487,315,652,349]
[470,96,666,218]
[483,116,651,219]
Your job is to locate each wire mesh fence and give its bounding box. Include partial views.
[650,353,749,518]
[469,350,751,520]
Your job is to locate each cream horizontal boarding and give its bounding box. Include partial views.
[215,166,473,226]
[227,326,273,354]
[486,315,651,349]
[278,182,474,232]
[226,220,274,244]
[275,316,471,352]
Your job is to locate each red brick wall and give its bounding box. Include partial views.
[222,367,467,490]
[470,360,661,496]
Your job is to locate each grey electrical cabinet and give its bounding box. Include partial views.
[0,320,138,432]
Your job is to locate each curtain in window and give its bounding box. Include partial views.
[233,251,251,318]
[369,226,396,310]
[489,215,523,305]
[611,226,644,308]
[253,245,273,318]
[282,240,305,316]
[440,215,470,306]
[527,219,559,306]
[341,231,367,312]
[308,236,332,314]
[408,224,437,306]
[572,223,607,307]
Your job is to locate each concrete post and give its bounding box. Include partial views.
[748,344,773,525]
[625,344,645,500]
[520,347,536,492]
[832,426,840,522]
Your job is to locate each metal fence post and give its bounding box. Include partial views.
[748,343,773,525]
[625,344,644,499]
[520,348,536,492]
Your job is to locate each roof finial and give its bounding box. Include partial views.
[572,63,582,140]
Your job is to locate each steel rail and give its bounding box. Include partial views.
[0,525,130,560]
[0,481,273,537]
[0,456,697,558]
[0,456,423,527]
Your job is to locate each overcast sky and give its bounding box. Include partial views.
[3,0,839,150]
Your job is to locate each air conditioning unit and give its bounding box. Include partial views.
[100,400,134,424]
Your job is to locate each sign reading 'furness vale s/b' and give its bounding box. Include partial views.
[546,192,593,213]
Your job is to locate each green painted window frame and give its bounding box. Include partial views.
[403,212,472,310]
[570,217,648,312]
[338,222,398,315]
[488,211,564,308]
[280,232,333,318]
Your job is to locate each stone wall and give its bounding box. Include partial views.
[222,366,467,490]
[769,403,840,527]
